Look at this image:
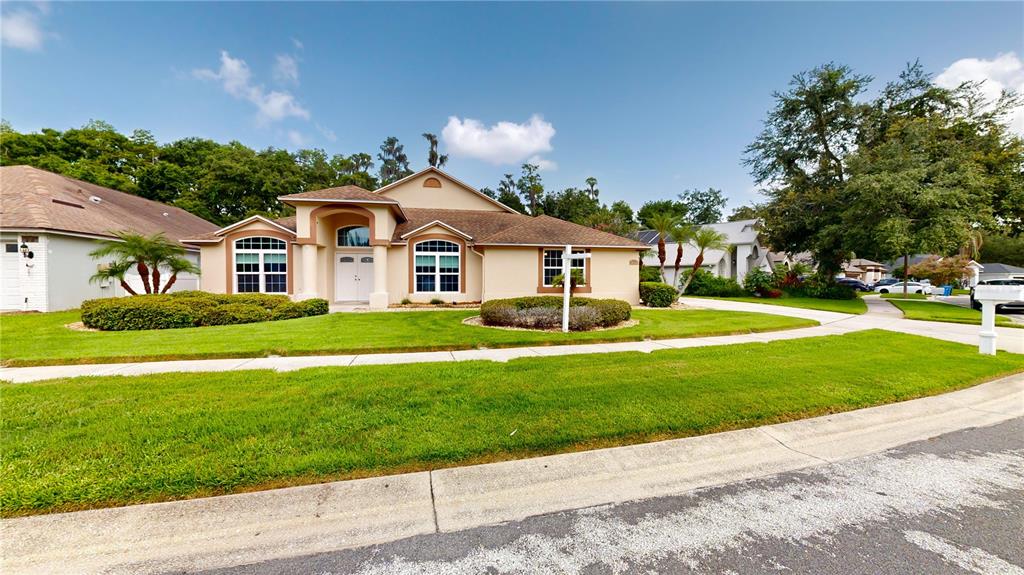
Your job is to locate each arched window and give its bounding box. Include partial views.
[414,239,460,293]
[423,177,442,188]
[337,226,370,247]
[234,236,287,293]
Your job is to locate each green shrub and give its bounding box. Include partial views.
[81,296,195,331]
[743,269,776,295]
[80,294,328,331]
[480,296,630,330]
[430,298,445,305]
[639,266,662,283]
[639,282,677,307]
[685,270,746,297]
[198,303,271,326]
[790,276,856,300]
[400,298,412,305]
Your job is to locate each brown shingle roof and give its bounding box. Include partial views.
[280,186,397,203]
[475,215,647,248]
[0,165,217,243]
[394,210,646,248]
[183,215,298,242]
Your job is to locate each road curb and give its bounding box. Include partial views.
[3,372,1022,575]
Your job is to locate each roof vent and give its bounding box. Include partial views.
[162,212,170,217]
[89,195,102,204]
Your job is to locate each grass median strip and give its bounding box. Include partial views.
[3,329,1022,517]
[691,296,867,314]
[887,299,1020,327]
[0,309,815,367]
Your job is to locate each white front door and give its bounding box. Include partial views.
[335,253,375,302]
[1,242,22,310]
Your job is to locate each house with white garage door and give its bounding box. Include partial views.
[0,166,217,312]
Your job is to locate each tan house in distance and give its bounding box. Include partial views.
[183,168,647,308]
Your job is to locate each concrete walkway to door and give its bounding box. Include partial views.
[2,296,1021,384]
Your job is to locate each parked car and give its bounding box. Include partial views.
[836,277,871,291]
[875,281,933,295]
[969,279,1024,312]
[871,278,900,289]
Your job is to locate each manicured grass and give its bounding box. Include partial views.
[887,299,1020,328]
[952,289,971,295]
[880,292,929,300]
[693,295,867,314]
[0,309,816,367]
[4,330,1022,517]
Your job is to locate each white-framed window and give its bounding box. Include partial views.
[414,240,460,293]
[234,237,287,293]
[337,226,370,247]
[542,249,587,287]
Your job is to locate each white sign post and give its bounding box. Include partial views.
[562,245,591,333]
[972,285,1024,355]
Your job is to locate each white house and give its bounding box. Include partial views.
[978,263,1024,283]
[0,166,218,312]
[639,218,775,286]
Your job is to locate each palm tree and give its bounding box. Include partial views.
[422,132,448,168]
[669,222,695,287]
[585,177,599,201]
[89,231,199,294]
[647,212,680,283]
[679,227,730,294]
[89,259,138,295]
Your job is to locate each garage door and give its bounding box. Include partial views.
[1,242,22,310]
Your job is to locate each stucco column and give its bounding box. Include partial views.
[369,244,389,310]
[298,243,318,300]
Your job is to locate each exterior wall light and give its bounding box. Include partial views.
[19,242,33,259]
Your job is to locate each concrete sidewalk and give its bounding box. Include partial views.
[2,298,1020,384]
[3,372,1021,575]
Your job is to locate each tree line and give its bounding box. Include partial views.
[0,119,740,236]
[743,61,1023,277]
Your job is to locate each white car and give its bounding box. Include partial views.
[875,281,933,295]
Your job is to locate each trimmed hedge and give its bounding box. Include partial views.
[639,266,663,283]
[685,270,746,297]
[640,282,677,307]
[81,292,328,331]
[480,296,630,331]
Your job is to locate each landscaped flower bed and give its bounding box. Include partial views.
[80,291,328,331]
[480,296,631,331]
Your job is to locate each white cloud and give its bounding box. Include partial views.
[442,114,556,166]
[287,130,309,147]
[1,3,48,51]
[315,123,337,142]
[273,54,299,84]
[527,155,557,171]
[194,51,310,123]
[936,52,1024,134]
[291,38,304,50]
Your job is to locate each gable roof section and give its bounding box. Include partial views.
[980,262,1024,274]
[392,208,529,243]
[475,215,648,248]
[279,185,396,203]
[373,167,519,214]
[183,215,298,243]
[0,165,218,243]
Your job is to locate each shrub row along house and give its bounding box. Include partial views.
[183,168,648,307]
[1,166,647,311]
[0,166,217,312]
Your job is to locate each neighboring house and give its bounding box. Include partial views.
[886,254,984,286]
[183,168,647,307]
[840,258,888,284]
[638,219,773,286]
[978,263,1024,283]
[0,166,218,312]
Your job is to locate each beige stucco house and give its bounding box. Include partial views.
[183,168,647,308]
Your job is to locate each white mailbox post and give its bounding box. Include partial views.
[562,245,591,333]
[973,285,1024,355]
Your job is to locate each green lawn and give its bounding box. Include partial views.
[4,330,1022,517]
[887,299,1021,328]
[692,295,867,314]
[880,292,929,300]
[0,309,816,367]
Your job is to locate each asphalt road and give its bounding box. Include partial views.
[198,418,1024,575]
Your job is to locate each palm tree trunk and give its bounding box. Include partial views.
[658,238,667,283]
[673,242,683,287]
[137,261,152,294]
[160,272,178,294]
[120,280,138,296]
[151,265,161,296]
[679,251,706,294]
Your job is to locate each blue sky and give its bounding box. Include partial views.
[2,2,1022,213]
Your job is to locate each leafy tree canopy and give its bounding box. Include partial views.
[678,187,727,224]
[637,199,688,229]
